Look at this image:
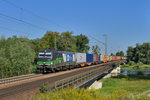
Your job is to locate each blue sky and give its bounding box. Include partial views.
[0,0,150,55]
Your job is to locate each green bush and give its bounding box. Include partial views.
[40,82,49,93]
[137,62,143,65]
[33,88,150,100]
[120,64,129,68]
[128,61,135,66]
[135,62,143,68]
[0,36,35,78]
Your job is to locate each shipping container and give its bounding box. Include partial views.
[75,53,86,63]
[118,56,121,60]
[99,55,102,62]
[122,57,127,60]
[96,55,99,62]
[114,56,116,60]
[106,55,110,61]
[115,56,117,60]
[101,55,106,62]
[93,55,96,62]
[101,55,104,62]
[113,56,115,60]
[114,56,117,60]
[62,51,75,63]
[93,54,99,62]
[63,53,66,62]
[116,56,121,60]
[66,54,74,62]
[110,56,112,61]
[86,54,93,62]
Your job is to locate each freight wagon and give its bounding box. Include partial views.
[86,54,93,65]
[93,55,99,64]
[37,49,126,73]
[99,55,102,63]
[75,53,86,66]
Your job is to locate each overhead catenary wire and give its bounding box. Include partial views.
[0,13,47,31]
[1,0,118,54]
[88,35,105,45]
[0,16,41,37]
[0,25,32,37]
[89,34,118,55]
[0,0,74,39]
[87,35,105,54]
[88,35,104,49]
[2,0,22,9]
[2,0,68,30]
[0,26,27,34]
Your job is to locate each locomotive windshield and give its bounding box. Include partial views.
[45,52,52,58]
[38,52,45,58]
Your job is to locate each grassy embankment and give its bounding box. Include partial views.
[121,64,150,69]
[32,63,150,100]
[100,75,150,95]
[32,74,150,100]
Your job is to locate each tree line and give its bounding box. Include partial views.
[0,36,35,78]
[0,31,90,78]
[38,31,90,53]
[115,51,125,57]
[0,30,129,79]
[127,43,150,64]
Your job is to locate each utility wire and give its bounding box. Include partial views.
[2,0,68,29]
[2,0,22,9]
[0,26,29,35]
[88,36,105,54]
[88,35,105,45]
[89,34,117,54]
[88,36,104,48]
[0,18,35,37]
[1,0,110,52]
[0,13,47,31]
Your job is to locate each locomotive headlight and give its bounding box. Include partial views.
[51,62,53,64]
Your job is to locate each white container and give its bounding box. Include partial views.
[75,53,86,63]
[63,53,66,62]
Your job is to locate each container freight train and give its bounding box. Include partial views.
[37,49,126,73]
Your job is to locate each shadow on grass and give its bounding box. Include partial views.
[112,74,150,80]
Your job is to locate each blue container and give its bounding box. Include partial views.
[99,55,102,61]
[66,54,73,62]
[86,54,93,62]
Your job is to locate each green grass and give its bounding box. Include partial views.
[33,88,132,100]
[121,64,150,69]
[32,75,150,100]
[100,75,150,95]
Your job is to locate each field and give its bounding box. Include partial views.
[121,64,150,69]
[100,75,150,95]
[32,75,150,100]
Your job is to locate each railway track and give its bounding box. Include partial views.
[0,73,42,86]
[0,60,124,87]
[0,60,126,100]
[0,64,109,99]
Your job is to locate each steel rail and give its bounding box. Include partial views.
[0,74,42,86]
[54,60,125,89]
[54,65,110,89]
[0,60,126,99]
[0,60,125,86]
